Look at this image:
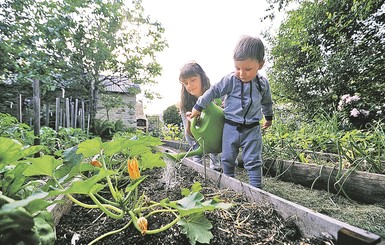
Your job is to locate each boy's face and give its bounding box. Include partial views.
[234,58,264,83]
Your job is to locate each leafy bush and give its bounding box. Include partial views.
[0,113,34,145]
[161,124,183,141]
[163,105,182,126]
[91,119,129,140]
[39,126,89,155]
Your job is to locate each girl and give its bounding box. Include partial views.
[179,61,221,171]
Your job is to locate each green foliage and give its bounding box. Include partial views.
[163,105,182,126]
[0,137,55,245]
[0,132,231,244]
[262,110,385,174]
[147,115,163,137]
[91,119,127,140]
[0,202,56,245]
[1,0,168,124]
[162,124,183,141]
[265,0,385,127]
[0,113,34,145]
[99,94,124,121]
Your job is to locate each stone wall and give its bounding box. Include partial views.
[95,93,137,129]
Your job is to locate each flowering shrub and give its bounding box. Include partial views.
[337,94,383,128]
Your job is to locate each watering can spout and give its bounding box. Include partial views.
[164,147,203,161]
[165,101,224,162]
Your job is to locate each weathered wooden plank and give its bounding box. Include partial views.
[264,159,385,204]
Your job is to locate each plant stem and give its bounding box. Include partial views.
[89,192,124,219]
[88,220,133,245]
[66,194,122,214]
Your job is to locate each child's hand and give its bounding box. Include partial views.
[262,120,272,129]
[189,108,201,119]
[185,111,193,122]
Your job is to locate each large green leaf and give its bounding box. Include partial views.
[103,138,125,157]
[32,211,56,245]
[76,137,103,158]
[140,152,166,170]
[48,168,115,196]
[0,192,48,212]
[0,137,23,166]
[20,145,46,158]
[178,213,213,245]
[23,155,62,177]
[3,162,28,198]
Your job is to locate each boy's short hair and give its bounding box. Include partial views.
[233,35,265,62]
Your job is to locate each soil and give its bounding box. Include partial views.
[55,159,333,245]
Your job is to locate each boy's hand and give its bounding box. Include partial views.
[189,108,201,119]
[262,120,272,129]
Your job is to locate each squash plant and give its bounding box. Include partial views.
[0,135,231,245]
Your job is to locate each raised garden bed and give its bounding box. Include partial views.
[52,146,383,244]
[54,156,331,244]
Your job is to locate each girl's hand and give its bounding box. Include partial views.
[185,111,192,122]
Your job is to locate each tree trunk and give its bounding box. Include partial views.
[88,78,99,125]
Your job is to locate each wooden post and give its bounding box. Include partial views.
[74,99,78,128]
[70,101,75,128]
[338,228,381,245]
[87,113,90,135]
[60,108,63,127]
[32,80,40,146]
[18,94,23,122]
[65,98,70,128]
[81,101,85,130]
[45,102,50,126]
[55,98,60,131]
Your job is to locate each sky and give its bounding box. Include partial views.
[140,0,276,115]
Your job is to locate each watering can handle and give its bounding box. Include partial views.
[191,116,198,129]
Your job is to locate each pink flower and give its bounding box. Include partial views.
[350,108,360,117]
[341,94,349,101]
[346,95,359,104]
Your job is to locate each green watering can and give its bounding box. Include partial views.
[167,101,224,161]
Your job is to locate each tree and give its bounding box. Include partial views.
[0,0,168,123]
[263,0,384,127]
[99,94,124,121]
[163,105,182,126]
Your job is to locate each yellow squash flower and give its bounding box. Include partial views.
[90,159,102,168]
[127,158,140,180]
[137,217,148,235]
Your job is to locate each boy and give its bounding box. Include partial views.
[189,35,273,188]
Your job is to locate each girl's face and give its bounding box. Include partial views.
[234,58,264,83]
[180,75,203,97]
